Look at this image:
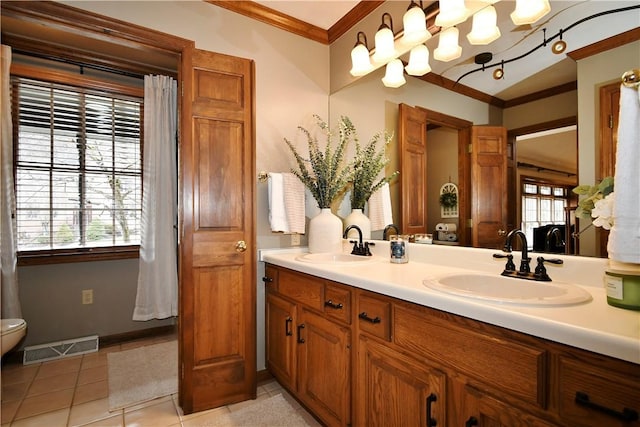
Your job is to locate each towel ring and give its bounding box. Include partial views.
[622,69,640,89]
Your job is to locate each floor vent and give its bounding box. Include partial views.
[23,335,99,365]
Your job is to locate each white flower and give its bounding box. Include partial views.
[591,192,615,230]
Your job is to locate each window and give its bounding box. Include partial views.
[12,77,143,256]
[521,180,569,246]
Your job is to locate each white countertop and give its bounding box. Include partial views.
[260,242,640,364]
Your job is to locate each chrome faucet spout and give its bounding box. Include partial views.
[504,229,531,274]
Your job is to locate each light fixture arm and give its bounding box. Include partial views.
[355,31,369,49]
[380,12,394,33]
[455,5,640,85]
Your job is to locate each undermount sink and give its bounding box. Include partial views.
[296,252,378,265]
[424,273,592,306]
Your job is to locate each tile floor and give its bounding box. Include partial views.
[1,335,320,426]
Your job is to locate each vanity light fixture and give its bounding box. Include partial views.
[402,0,430,45]
[435,0,469,28]
[467,5,501,45]
[433,27,462,62]
[373,13,396,63]
[511,0,551,26]
[382,58,407,88]
[405,44,431,76]
[350,32,374,76]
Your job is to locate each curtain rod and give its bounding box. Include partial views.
[12,48,146,80]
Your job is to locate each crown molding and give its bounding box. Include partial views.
[568,27,640,61]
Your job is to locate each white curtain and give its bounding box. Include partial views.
[1,45,22,319]
[133,75,178,321]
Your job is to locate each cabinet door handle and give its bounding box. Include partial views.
[297,324,305,343]
[358,312,381,324]
[262,276,273,283]
[465,416,478,427]
[575,391,639,422]
[324,299,343,310]
[426,393,437,427]
[285,317,293,336]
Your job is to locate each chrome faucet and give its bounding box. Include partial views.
[382,224,399,240]
[503,229,531,274]
[343,225,373,256]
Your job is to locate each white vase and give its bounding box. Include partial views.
[308,208,343,254]
[343,209,371,240]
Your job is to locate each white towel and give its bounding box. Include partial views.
[283,172,306,234]
[607,84,640,263]
[268,173,289,233]
[368,183,393,231]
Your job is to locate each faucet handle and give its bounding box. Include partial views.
[493,253,516,271]
[534,257,563,281]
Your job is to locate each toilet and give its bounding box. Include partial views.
[1,319,27,356]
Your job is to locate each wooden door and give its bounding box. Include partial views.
[179,48,256,414]
[355,335,446,427]
[470,126,508,249]
[398,103,428,234]
[265,292,297,391]
[297,307,351,427]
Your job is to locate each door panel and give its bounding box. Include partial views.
[399,103,428,234]
[471,126,508,249]
[180,47,255,414]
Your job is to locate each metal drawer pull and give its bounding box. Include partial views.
[285,317,293,336]
[324,300,344,310]
[426,393,437,427]
[297,324,305,343]
[262,276,273,283]
[358,312,381,324]
[575,391,639,421]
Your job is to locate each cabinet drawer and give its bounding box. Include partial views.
[357,292,391,341]
[278,269,323,311]
[323,282,351,324]
[557,356,640,426]
[394,304,546,408]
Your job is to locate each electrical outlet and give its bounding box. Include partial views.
[82,289,93,305]
[291,233,301,246]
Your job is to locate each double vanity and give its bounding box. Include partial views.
[260,241,639,426]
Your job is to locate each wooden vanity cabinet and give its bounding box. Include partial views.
[265,265,640,427]
[263,265,351,427]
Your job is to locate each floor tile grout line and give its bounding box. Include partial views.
[9,361,42,424]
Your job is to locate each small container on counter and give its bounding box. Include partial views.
[390,235,409,263]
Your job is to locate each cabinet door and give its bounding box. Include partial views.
[297,308,351,427]
[265,292,296,391]
[355,335,446,427]
[454,382,557,427]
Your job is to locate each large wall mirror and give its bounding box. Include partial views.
[328,2,639,258]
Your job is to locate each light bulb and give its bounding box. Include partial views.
[433,27,462,62]
[382,59,406,88]
[511,0,551,26]
[405,45,431,76]
[435,0,470,28]
[402,3,430,45]
[467,5,501,45]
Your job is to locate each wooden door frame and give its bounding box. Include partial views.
[507,116,578,237]
[416,107,472,246]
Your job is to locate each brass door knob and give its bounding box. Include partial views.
[498,229,507,236]
[235,240,247,252]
